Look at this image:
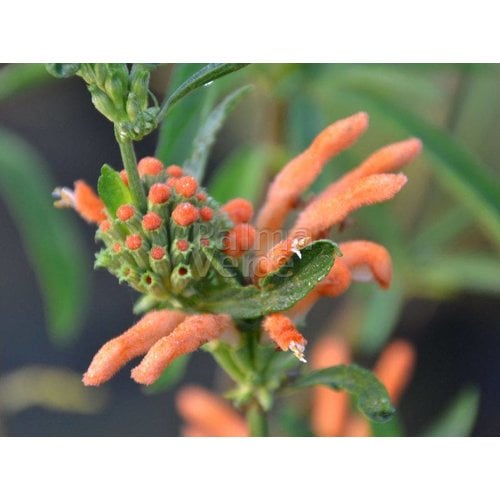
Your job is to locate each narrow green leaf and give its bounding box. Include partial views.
[414,254,500,295]
[142,355,190,395]
[184,85,252,182]
[291,364,395,423]
[200,240,337,318]
[97,164,132,217]
[357,280,405,356]
[348,88,500,249]
[157,63,249,121]
[155,63,217,165]
[423,386,480,437]
[0,64,52,101]
[0,128,89,343]
[208,146,272,205]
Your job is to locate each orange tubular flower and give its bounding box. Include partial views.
[338,241,392,289]
[131,314,231,385]
[83,310,186,386]
[373,339,416,404]
[311,337,351,436]
[256,112,369,234]
[263,313,307,362]
[176,386,249,437]
[290,173,407,241]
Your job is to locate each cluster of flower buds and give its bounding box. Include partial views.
[46,63,160,141]
[94,158,237,308]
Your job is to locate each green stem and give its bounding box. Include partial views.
[207,343,246,384]
[116,135,147,212]
[246,402,268,437]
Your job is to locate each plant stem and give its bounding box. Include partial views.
[117,135,147,212]
[246,402,268,437]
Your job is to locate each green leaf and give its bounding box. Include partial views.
[97,164,132,217]
[348,87,500,249]
[208,145,272,205]
[157,63,249,122]
[291,364,395,423]
[155,63,217,165]
[0,128,89,344]
[414,254,500,295]
[422,386,480,437]
[0,64,52,101]
[45,63,81,78]
[371,413,404,437]
[357,279,405,356]
[184,85,252,182]
[142,355,190,395]
[200,240,337,318]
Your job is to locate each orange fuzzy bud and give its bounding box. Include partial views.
[256,112,369,232]
[142,212,162,231]
[199,206,214,221]
[223,223,256,257]
[311,336,351,436]
[116,204,135,221]
[126,234,142,250]
[291,173,407,241]
[176,386,249,437]
[338,241,392,289]
[166,177,177,188]
[222,198,254,224]
[176,239,190,252]
[172,202,199,226]
[131,314,231,385]
[112,242,122,253]
[148,184,171,204]
[73,180,107,224]
[174,176,198,198]
[150,246,166,260]
[83,310,186,386]
[318,138,422,201]
[374,339,416,404]
[344,415,371,437]
[254,236,311,277]
[316,259,352,297]
[99,219,111,233]
[196,192,207,202]
[262,313,307,362]
[166,165,184,177]
[138,157,164,177]
[119,170,129,186]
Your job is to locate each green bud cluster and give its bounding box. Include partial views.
[53,63,161,141]
[95,162,235,312]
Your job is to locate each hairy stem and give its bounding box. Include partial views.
[117,135,147,212]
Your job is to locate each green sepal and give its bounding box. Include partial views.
[291,364,396,423]
[97,164,132,218]
[45,63,81,78]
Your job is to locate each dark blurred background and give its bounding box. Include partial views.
[0,64,498,436]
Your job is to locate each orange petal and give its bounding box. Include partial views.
[338,241,392,289]
[176,386,249,437]
[285,290,321,321]
[223,223,256,257]
[291,173,407,241]
[317,138,422,201]
[310,336,351,436]
[74,180,107,224]
[83,310,186,386]
[222,198,254,224]
[256,112,369,232]
[131,314,231,385]
[262,313,307,362]
[374,339,416,404]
